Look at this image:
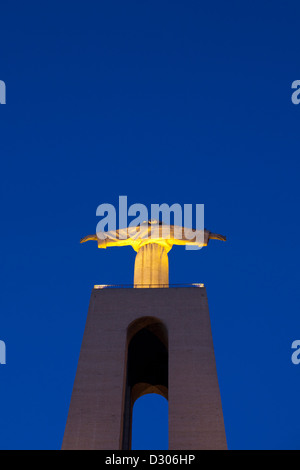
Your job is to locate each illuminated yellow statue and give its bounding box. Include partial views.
[81,220,226,287]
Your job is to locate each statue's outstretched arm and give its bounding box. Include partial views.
[80,234,99,243]
[208,232,226,242]
[80,229,134,249]
[80,225,226,249]
[80,234,108,248]
[168,226,226,247]
[163,226,207,247]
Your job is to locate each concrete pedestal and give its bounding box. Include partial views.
[62,287,227,450]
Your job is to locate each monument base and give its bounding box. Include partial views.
[62,287,227,450]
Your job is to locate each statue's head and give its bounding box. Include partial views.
[144,220,163,226]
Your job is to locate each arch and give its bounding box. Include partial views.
[121,317,168,450]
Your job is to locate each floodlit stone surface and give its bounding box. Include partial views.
[134,243,169,287]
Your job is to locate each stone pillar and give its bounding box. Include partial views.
[62,287,227,450]
[134,243,169,287]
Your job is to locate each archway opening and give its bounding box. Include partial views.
[121,317,168,449]
[132,394,168,450]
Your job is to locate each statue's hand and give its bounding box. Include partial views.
[209,232,226,241]
[80,234,98,243]
[80,234,107,249]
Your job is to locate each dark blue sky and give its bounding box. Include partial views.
[1,1,300,449]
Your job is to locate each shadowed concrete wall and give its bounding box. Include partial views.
[62,287,227,450]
